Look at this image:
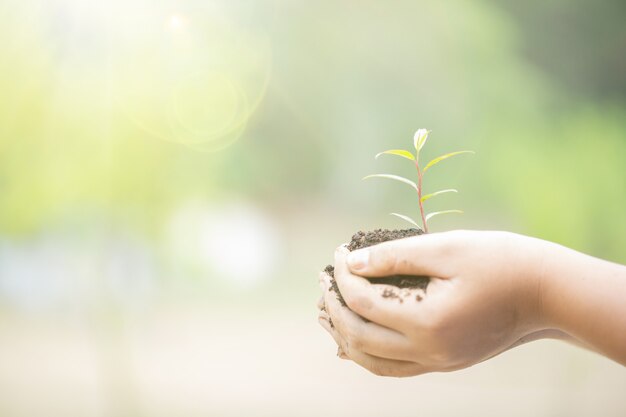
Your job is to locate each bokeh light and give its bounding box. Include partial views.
[166,200,282,288]
[110,0,272,151]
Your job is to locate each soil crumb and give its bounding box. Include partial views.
[324,228,430,306]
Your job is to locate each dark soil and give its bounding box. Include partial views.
[324,228,430,306]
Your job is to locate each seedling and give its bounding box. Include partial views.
[364,129,473,233]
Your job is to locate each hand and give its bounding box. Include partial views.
[318,230,570,376]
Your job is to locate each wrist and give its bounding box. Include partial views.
[536,240,595,335]
[509,233,557,335]
[539,242,626,359]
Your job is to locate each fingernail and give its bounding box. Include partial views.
[347,250,369,270]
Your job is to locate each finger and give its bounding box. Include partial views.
[318,270,329,285]
[318,316,349,359]
[318,308,330,322]
[319,270,339,309]
[346,231,454,278]
[320,310,425,377]
[332,246,411,330]
[341,344,426,378]
[323,274,416,361]
[317,296,325,311]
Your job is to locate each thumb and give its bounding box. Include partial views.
[346,233,449,278]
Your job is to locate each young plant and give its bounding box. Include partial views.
[364,129,473,233]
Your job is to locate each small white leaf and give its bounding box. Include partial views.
[413,129,430,152]
[375,149,415,161]
[390,212,420,228]
[425,210,463,223]
[423,151,474,173]
[420,189,458,203]
[363,174,418,191]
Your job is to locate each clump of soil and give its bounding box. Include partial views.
[324,228,430,306]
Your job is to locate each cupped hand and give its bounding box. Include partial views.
[318,230,570,377]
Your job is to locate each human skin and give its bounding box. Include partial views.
[318,230,626,377]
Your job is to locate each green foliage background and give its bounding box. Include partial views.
[0,1,626,254]
[3,1,623,259]
[0,0,624,302]
[0,1,625,415]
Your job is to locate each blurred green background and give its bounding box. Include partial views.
[0,0,625,416]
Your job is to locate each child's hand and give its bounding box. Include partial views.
[318,231,583,376]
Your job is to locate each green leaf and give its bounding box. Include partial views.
[425,210,463,223]
[375,149,415,161]
[363,174,418,191]
[413,129,430,153]
[420,189,458,203]
[390,213,420,228]
[423,151,474,172]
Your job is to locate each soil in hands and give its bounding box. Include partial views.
[324,228,430,306]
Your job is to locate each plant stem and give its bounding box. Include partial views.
[415,160,428,233]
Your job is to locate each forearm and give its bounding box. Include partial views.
[540,240,626,365]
